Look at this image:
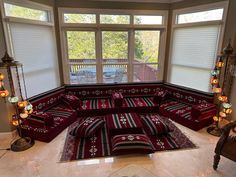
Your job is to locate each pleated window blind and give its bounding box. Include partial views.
[9,23,60,97]
[169,25,220,92]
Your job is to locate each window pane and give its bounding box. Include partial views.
[102,31,128,59]
[133,64,158,82]
[103,65,127,83]
[4,3,48,21]
[134,15,162,25]
[134,31,160,63]
[67,31,96,59]
[170,65,211,92]
[177,8,224,24]
[69,65,96,84]
[64,13,96,23]
[100,15,130,24]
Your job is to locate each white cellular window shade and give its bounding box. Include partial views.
[9,23,60,97]
[169,25,220,92]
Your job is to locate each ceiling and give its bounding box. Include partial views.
[89,0,184,3]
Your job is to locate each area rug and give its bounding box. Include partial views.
[108,164,157,177]
[60,114,197,162]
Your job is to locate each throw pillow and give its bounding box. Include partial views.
[70,117,105,137]
[153,90,167,104]
[112,92,124,107]
[61,94,81,110]
[140,114,171,135]
[191,102,216,118]
[28,111,54,126]
[111,134,154,155]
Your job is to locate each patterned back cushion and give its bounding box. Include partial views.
[112,92,124,107]
[191,102,216,117]
[153,90,168,104]
[61,94,81,109]
[111,134,154,155]
[140,114,171,135]
[28,111,54,126]
[70,117,105,137]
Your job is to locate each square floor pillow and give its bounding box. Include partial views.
[112,134,154,155]
[112,92,124,107]
[28,111,54,126]
[140,114,171,135]
[61,94,81,110]
[106,113,143,136]
[70,117,105,138]
[153,90,167,104]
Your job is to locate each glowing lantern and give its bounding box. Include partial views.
[24,102,33,115]
[219,111,226,118]
[0,89,9,97]
[216,57,224,68]
[0,73,4,80]
[222,102,233,114]
[211,67,220,76]
[18,100,28,108]
[20,113,28,119]
[213,116,219,122]
[210,76,219,85]
[212,85,222,93]
[218,95,228,102]
[12,115,19,126]
[8,96,19,103]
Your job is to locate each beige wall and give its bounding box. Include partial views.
[224,0,236,121]
[0,9,13,132]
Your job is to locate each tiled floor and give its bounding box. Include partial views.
[0,123,236,177]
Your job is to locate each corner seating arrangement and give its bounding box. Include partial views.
[20,83,216,142]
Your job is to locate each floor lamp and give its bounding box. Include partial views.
[0,52,34,151]
[207,42,235,136]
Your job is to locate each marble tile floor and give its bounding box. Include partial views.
[0,123,236,177]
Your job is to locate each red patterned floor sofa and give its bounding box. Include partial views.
[20,87,77,142]
[20,83,216,142]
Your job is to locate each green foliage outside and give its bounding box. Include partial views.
[5,3,47,21]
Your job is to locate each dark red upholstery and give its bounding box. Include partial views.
[159,100,215,131]
[28,111,54,126]
[112,92,124,107]
[111,134,154,155]
[69,117,105,137]
[106,113,143,136]
[140,114,171,135]
[21,88,77,142]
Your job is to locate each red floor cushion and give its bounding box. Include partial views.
[69,117,105,137]
[80,98,112,110]
[123,97,155,107]
[106,113,143,136]
[61,94,81,109]
[28,111,54,126]
[111,134,154,155]
[140,114,171,135]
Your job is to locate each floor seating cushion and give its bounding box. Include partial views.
[69,117,105,137]
[111,134,154,155]
[106,113,143,136]
[140,114,171,135]
[78,98,113,116]
[27,111,54,127]
[159,100,216,131]
[20,89,77,142]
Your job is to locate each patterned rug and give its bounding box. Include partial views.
[60,114,197,161]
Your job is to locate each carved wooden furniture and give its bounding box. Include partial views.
[213,121,236,170]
